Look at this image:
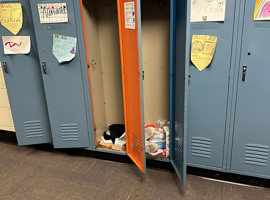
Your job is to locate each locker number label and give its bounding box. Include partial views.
[124,1,136,30]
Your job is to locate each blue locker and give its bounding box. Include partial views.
[0,0,52,145]
[170,0,190,185]
[230,0,270,178]
[187,0,237,170]
[29,0,94,148]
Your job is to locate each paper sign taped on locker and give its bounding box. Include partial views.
[191,35,217,71]
[0,3,23,35]
[254,0,270,20]
[190,0,226,22]
[38,3,68,23]
[2,36,31,55]
[124,1,136,29]
[52,34,77,64]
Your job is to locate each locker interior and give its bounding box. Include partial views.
[82,0,171,160]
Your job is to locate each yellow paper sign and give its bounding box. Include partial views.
[191,35,217,71]
[0,3,23,35]
[254,0,270,20]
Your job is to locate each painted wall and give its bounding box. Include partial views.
[0,62,15,132]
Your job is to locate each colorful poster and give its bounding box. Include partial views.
[2,36,31,55]
[124,1,136,29]
[254,0,270,20]
[191,0,226,22]
[38,3,68,23]
[0,3,23,35]
[52,34,77,64]
[191,35,217,71]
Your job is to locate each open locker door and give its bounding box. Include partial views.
[0,0,52,145]
[170,0,190,185]
[29,0,92,148]
[117,0,146,173]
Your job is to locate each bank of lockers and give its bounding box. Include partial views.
[186,0,270,179]
[0,0,190,184]
[2,0,270,184]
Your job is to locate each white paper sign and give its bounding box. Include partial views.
[38,3,68,23]
[191,0,226,22]
[2,36,31,54]
[124,2,136,29]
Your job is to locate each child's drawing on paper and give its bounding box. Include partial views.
[254,0,270,20]
[191,0,226,22]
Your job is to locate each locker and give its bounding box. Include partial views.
[82,0,147,173]
[187,0,237,170]
[29,0,94,148]
[82,0,188,182]
[0,0,52,145]
[230,0,270,178]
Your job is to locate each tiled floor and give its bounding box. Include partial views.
[0,141,270,200]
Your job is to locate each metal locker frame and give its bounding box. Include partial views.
[0,0,52,145]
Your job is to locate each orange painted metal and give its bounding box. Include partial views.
[79,0,97,144]
[117,0,145,172]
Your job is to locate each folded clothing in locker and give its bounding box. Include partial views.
[99,124,126,151]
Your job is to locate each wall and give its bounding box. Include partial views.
[0,63,15,132]
[142,0,170,124]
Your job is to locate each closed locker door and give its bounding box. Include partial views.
[231,0,270,177]
[0,0,52,145]
[187,1,236,169]
[29,0,92,148]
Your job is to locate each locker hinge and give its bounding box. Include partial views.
[142,71,144,80]
[188,74,191,85]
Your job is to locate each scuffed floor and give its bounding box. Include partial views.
[0,141,270,200]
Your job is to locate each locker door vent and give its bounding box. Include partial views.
[244,144,269,167]
[61,124,79,141]
[191,137,212,158]
[175,139,183,165]
[24,121,44,138]
[131,134,142,159]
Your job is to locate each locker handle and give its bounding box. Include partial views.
[42,62,47,74]
[2,62,8,74]
[242,65,247,82]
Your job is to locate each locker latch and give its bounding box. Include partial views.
[188,74,191,85]
[42,62,47,74]
[2,62,8,74]
[242,65,247,82]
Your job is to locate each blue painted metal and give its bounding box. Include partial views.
[0,0,52,145]
[29,0,92,148]
[170,0,190,185]
[230,0,270,177]
[137,0,147,173]
[187,0,237,169]
[74,0,95,151]
[224,0,243,172]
